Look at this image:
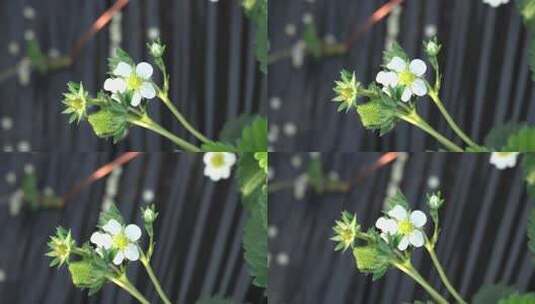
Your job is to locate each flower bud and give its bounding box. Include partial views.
[149,41,165,58]
[427,193,443,209]
[143,207,157,224]
[425,39,441,57]
[87,110,127,139]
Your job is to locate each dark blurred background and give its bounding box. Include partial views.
[0,0,265,151]
[269,152,535,303]
[0,153,265,303]
[268,0,535,151]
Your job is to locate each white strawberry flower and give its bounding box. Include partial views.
[489,152,518,170]
[104,61,156,107]
[90,219,142,265]
[376,56,428,102]
[203,152,237,181]
[376,205,427,251]
[482,0,510,7]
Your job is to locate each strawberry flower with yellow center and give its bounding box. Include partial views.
[376,205,427,251]
[104,61,157,107]
[376,56,428,102]
[90,219,142,265]
[203,152,237,181]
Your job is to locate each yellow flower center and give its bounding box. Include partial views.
[340,228,355,243]
[210,153,225,168]
[70,98,85,112]
[55,242,70,258]
[341,86,355,101]
[113,232,129,250]
[398,220,414,235]
[398,70,416,86]
[496,152,513,157]
[126,74,143,90]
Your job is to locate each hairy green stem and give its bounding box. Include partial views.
[400,110,463,152]
[425,245,466,304]
[140,254,172,304]
[428,90,480,149]
[129,115,201,152]
[395,261,449,304]
[109,275,151,304]
[158,92,211,145]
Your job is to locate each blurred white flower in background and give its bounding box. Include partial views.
[203,152,237,181]
[489,152,518,170]
[482,0,510,7]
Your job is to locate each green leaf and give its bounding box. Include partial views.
[68,258,108,295]
[195,295,235,304]
[518,0,535,29]
[107,48,135,74]
[498,292,535,304]
[242,185,267,288]
[528,208,535,260]
[254,152,268,174]
[238,116,268,152]
[383,42,409,66]
[87,109,128,142]
[201,141,238,152]
[307,158,325,193]
[21,172,39,209]
[356,98,398,136]
[26,38,48,73]
[472,284,516,304]
[303,23,322,58]
[98,202,125,227]
[243,0,268,73]
[385,190,410,210]
[523,154,535,199]
[219,114,257,144]
[484,123,524,150]
[352,246,390,281]
[504,126,535,151]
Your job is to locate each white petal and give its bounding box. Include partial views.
[375,217,388,231]
[130,92,142,107]
[104,78,116,92]
[125,224,141,241]
[140,82,156,99]
[124,244,140,261]
[490,153,518,170]
[376,71,388,85]
[203,153,214,165]
[411,79,428,96]
[113,251,125,265]
[401,87,413,102]
[114,79,127,93]
[114,62,133,77]
[387,57,407,72]
[90,232,103,246]
[383,219,398,234]
[410,210,427,228]
[409,59,427,76]
[217,168,232,179]
[223,153,237,166]
[136,62,153,79]
[398,237,409,251]
[204,167,221,181]
[408,230,425,247]
[103,219,122,235]
[100,234,113,249]
[388,205,408,221]
[384,72,399,87]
